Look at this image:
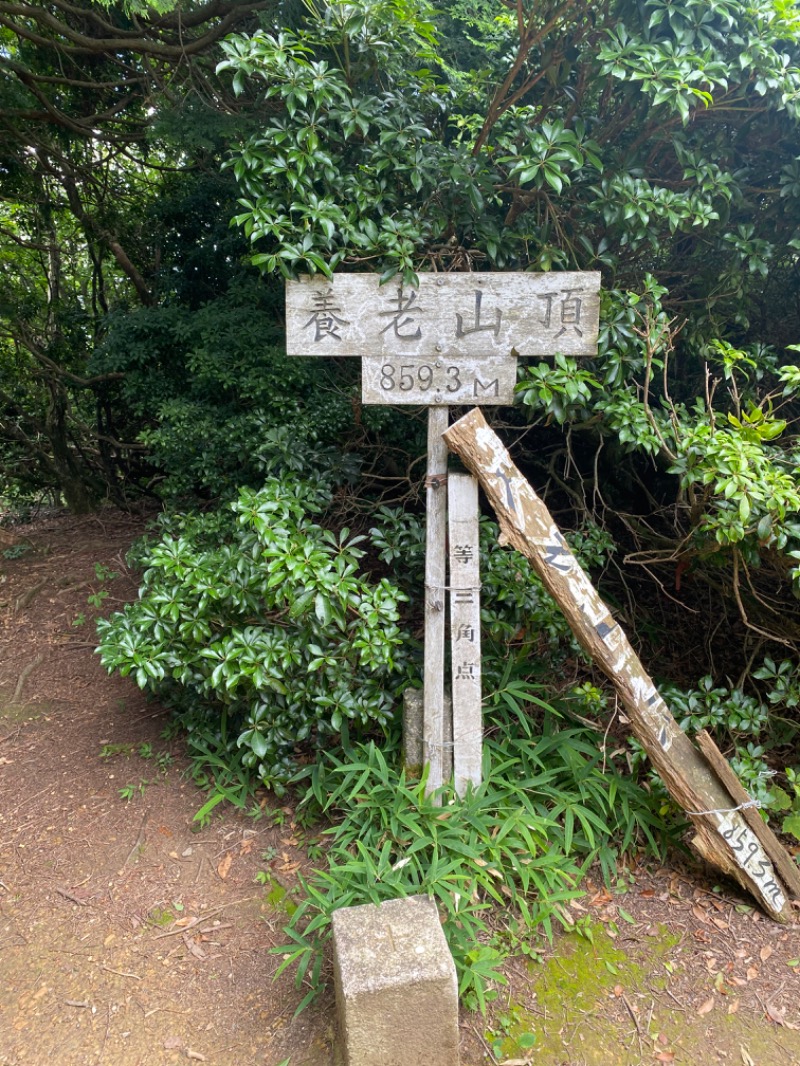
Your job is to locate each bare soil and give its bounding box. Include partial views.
[1,510,799,1066]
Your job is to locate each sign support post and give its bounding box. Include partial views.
[423,406,450,797]
[285,271,601,799]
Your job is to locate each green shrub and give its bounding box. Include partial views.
[661,658,800,815]
[275,692,674,1014]
[97,476,411,790]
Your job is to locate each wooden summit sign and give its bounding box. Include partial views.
[286,272,601,406]
[284,273,800,916]
[286,270,601,799]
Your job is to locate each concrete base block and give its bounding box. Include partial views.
[332,895,459,1066]
[403,688,453,780]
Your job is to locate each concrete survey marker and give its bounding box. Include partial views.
[331,895,459,1066]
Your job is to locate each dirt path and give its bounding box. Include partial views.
[1,510,799,1066]
[0,511,333,1066]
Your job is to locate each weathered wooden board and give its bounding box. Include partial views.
[362,354,516,406]
[696,730,800,898]
[448,474,482,796]
[286,272,601,359]
[423,407,450,799]
[443,407,796,921]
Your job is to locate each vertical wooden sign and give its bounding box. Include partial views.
[448,474,482,796]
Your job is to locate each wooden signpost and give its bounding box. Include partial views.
[286,273,602,360]
[443,407,800,920]
[285,270,800,917]
[286,270,601,798]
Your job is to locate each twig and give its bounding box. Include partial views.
[101,1003,111,1059]
[55,886,88,907]
[101,965,141,980]
[65,999,91,1008]
[601,695,618,775]
[153,897,258,939]
[663,987,688,1011]
[621,993,644,1037]
[467,1022,499,1064]
[121,811,148,868]
[142,1005,191,1018]
[13,654,43,702]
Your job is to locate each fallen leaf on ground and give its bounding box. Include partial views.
[697,997,715,1016]
[746,966,759,981]
[184,937,206,961]
[654,1053,675,1063]
[765,1002,800,1029]
[217,853,232,880]
[760,945,774,963]
[728,999,740,1015]
[590,889,612,906]
[766,1002,786,1025]
[740,1048,755,1066]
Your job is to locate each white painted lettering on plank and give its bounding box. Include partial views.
[716,812,786,911]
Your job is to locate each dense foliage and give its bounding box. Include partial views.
[98,476,410,788]
[4,0,800,1006]
[0,0,272,507]
[210,0,800,783]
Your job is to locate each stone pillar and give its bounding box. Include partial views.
[403,689,453,781]
[331,895,460,1066]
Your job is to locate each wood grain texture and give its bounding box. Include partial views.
[423,406,450,798]
[448,474,482,797]
[286,272,601,358]
[443,407,793,921]
[696,730,800,898]
[361,354,516,406]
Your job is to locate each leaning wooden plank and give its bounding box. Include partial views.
[443,407,793,921]
[696,730,800,898]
